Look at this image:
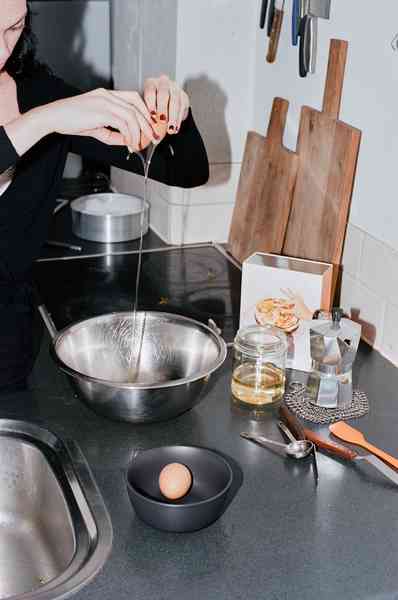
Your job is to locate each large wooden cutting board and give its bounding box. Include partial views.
[228,98,298,264]
[283,39,362,265]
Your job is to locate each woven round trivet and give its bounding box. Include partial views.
[284,382,369,424]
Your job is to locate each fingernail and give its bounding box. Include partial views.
[159,114,167,121]
[150,110,157,116]
[168,124,175,132]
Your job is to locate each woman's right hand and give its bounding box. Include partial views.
[40,88,159,152]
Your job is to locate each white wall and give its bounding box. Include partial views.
[253,0,398,252]
[111,0,257,244]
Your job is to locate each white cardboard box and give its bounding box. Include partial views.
[240,253,334,372]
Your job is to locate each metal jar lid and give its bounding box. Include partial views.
[234,324,287,359]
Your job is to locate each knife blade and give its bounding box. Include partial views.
[309,0,331,20]
[303,428,398,486]
[355,455,398,486]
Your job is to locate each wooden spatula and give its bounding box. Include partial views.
[329,422,398,471]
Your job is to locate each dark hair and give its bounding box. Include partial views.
[6,3,48,79]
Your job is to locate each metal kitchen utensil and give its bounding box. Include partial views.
[299,11,317,75]
[71,193,149,243]
[329,422,398,471]
[278,420,318,483]
[126,445,234,532]
[39,307,227,424]
[304,428,398,486]
[299,0,330,75]
[310,0,331,19]
[240,432,314,459]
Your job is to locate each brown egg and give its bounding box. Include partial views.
[158,462,192,500]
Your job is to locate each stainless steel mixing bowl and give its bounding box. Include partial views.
[44,311,227,424]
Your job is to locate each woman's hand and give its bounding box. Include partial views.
[40,88,159,152]
[143,75,190,135]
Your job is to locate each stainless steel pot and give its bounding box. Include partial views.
[70,193,149,243]
[39,309,227,424]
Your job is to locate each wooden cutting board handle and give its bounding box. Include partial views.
[322,39,348,119]
[267,97,289,145]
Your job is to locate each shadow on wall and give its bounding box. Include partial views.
[31,1,111,91]
[184,75,232,187]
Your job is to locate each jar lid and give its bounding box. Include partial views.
[234,324,287,358]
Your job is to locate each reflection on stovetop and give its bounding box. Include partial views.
[34,246,241,343]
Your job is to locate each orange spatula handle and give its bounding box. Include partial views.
[360,441,398,471]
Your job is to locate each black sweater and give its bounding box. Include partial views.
[0,69,209,282]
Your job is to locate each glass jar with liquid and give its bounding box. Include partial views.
[231,324,287,406]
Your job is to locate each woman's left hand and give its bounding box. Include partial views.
[143,75,190,135]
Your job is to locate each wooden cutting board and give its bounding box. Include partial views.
[283,39,362,265]
[228,97,298,264]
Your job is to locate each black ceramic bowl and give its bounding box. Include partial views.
[126,446,233,532]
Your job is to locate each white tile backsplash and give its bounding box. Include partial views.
[342,223,364,277]
[382,303,398,366]
[360,234,394,299]
[342,223,398,366]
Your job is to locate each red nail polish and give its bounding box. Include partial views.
[150,110,157,116]
[159,114,167,121]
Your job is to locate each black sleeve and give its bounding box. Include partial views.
[47,75,210,189]
[0,127,19,173]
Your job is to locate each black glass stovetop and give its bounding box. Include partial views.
[34,245,241,344]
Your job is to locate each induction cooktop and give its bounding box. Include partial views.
[34,244,241,344]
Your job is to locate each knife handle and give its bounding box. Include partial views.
[266,8,284,63]
[260,0,269,29]
[292,0,300,46]
[279,404,306,440]
[298,15,308,77]
[303,428,358,461]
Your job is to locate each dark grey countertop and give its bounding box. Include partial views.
[5,216,398,600]
[3,338,398,600]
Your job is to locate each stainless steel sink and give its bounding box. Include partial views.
[0,420,112,599]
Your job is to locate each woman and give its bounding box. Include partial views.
[0,0,209,392]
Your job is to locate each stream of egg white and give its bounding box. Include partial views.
[126,143,157,382]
